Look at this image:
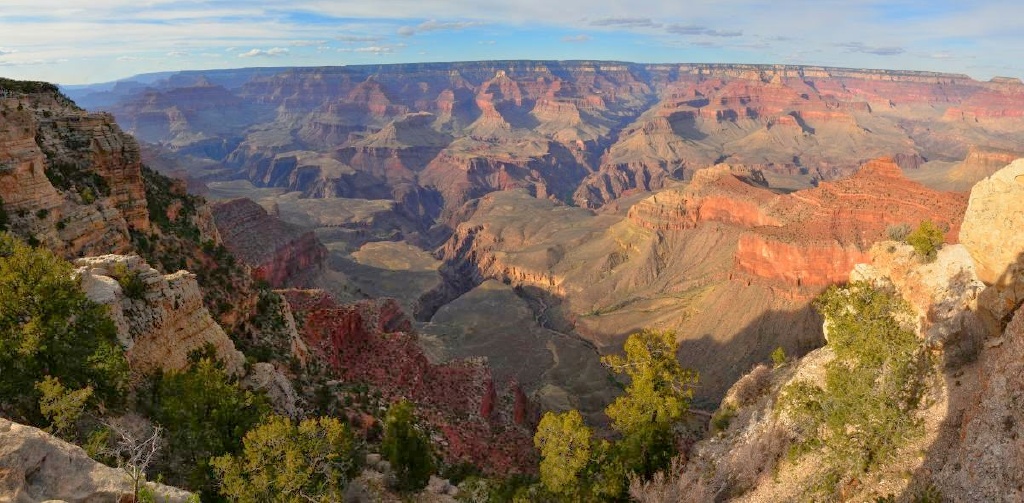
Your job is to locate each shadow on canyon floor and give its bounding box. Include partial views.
[677,303,824,410]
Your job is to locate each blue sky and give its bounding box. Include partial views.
[0,0,1022,84]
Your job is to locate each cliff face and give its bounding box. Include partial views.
[281,290,536,474]
[734,158,967,287]
[0,417,194,503]
[212,198,326,287]
[669,161,1024,501]
[75,254,245,377]
[0,91,150,258]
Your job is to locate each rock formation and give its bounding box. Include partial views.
[0,90,150,259]
[959,158,1024,324]
[212,198,326,287]
[75,254,245,376]
[281,290,536,474]
[663,160,1024,501]
[428,158,965,404]
[0,417,193,502]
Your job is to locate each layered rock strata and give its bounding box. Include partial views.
[75,254,245,376]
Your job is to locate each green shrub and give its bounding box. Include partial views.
[213,415,362,501]
[111,262,147,300]
[779,282,930,496]
[906,220,945,262]
[0,196,8,231]
[711,405,737,434]
[382,399,435,492]
[141,357,269,497]
[35,208,48,219]
[771,346,787,367]
[0,233,128,425]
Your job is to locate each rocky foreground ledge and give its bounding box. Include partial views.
[0,418,193,503]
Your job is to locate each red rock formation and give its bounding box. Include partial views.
[281,290,536,474]
[629,158,967,289]
[212,198,326,287]
[668,158,967,287]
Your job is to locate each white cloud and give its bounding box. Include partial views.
[335,35,382,43]
[398,19,485,36]
[836,42,905,56]
[290,40,327,47]
[355,46,394,54]
[238,47,290,58]
[590,17,661,29]
[666,24,742,37]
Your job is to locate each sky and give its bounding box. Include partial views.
[0,0,1022,85]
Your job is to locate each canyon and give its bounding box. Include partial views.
[2,60,1024,499]
[64,61,1022,411]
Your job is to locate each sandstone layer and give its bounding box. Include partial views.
[0,91,150,259]
[959,158,1024,324]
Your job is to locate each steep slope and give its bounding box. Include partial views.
[430,158,966,405]
[281,290,537,474]
[0,84,148,257]
[652,160,1024,502]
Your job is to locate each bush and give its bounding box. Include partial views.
[382,399,435,492]
[0,233,128,425]
[141,357,269,497]
[906,220,945,262]
[771,347,787,367]
[779,282,930,495]
[710,405,736,434]
[111,262,147,300]
[213,415,362,501]
[732,364,772,406]
[886,223,912,242]
[0,197,7,231]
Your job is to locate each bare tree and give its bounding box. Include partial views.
[104,415,164,502]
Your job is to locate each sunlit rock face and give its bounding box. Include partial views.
[959,160,1024,320]
[75,254,245,377]
[0,417,194,502]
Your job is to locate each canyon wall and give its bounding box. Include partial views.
[0,91,151,258]
[67,61,1024,233]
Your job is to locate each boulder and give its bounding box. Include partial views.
[960,159,1024,323]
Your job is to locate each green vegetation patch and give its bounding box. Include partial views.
[533,329,699,501]
[0,233,128,427]
[779,281,931,497]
